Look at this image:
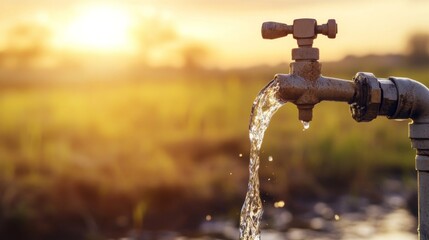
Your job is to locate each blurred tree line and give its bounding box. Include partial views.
[0,21,428,74]
[407,33,429,66]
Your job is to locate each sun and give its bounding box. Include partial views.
[62,5,133,52]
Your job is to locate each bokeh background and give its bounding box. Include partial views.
[1,0,429,239]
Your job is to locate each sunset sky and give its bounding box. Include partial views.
[1,0,429,68]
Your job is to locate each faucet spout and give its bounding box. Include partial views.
[275,74,356,122]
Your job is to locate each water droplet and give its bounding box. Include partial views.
[268,178,271,181]
[274,201,285,208]
[334,214,340,221]
[205,215,212,221]
[301,120,310,131]
[239,153,243,157]
[268,156,273,162]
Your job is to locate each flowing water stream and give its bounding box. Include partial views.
[239,79,285,240]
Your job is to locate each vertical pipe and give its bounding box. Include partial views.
[416,155,429,240]
[418,170,429,240]
[409,123,429,239]
[389,78,429,239]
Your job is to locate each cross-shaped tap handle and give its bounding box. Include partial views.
[262,19,337,47]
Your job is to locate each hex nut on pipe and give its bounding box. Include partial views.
[350,72,382,122]
[291,48,319,60]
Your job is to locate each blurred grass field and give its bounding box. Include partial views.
[0,1,428,239]
[0,61,428,239]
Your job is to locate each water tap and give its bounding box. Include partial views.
[262,18,347,122]
[261,18,429,239]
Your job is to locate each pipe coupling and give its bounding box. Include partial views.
[410,123,429,170]
[350,72,382,122]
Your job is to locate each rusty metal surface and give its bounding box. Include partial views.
[261,18,337,42]
[297,105,314,123]
[261,19,339,122]
[261,22,292,39]
[275,74,355,103]
[275,74,355,122]
[291,48,319,61]
[316,19,337,38]
[261,18,336,61]
[293,19,317,40]
[290,62,321,81]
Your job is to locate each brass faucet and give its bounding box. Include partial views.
[261,19,354,122]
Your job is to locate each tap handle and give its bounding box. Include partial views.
[261,19,337,46]
[318,19,337,39]
[261,22,293,39]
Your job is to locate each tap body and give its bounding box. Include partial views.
[275,61,356,122]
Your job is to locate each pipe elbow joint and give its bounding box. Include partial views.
[349,72,429,157]
[389,77,429,123]
[351,73,429,124]
[388,77,429,156]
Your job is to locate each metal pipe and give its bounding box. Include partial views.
[417,156,429,240]
[261,18,429,240]
[389,77,429,123]
[352,75,429,240]
[391,78,429,240]
[277,71,429,239]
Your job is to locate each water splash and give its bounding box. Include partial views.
[273,201,285,208]
[334,214,340,221]
[301,120,310,131]
[239,79,285,240]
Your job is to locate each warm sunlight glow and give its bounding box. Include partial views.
[62,5,133,51]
